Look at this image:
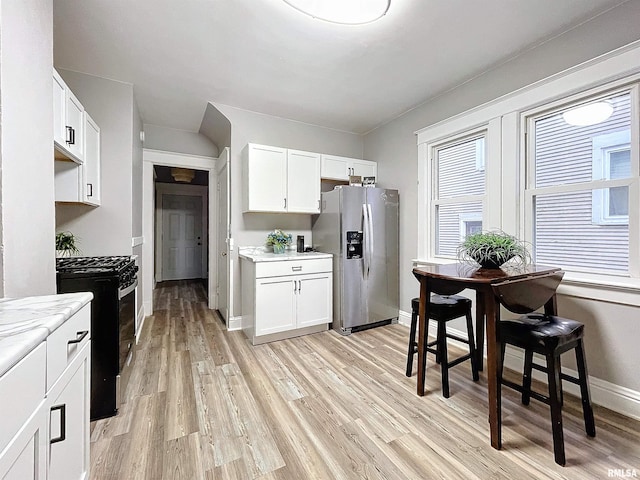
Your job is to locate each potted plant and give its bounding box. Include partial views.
[457,230,530,269]
[55,231,80,257]
[266,229,292,254]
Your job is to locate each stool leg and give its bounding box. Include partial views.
[435,321,443,364]
[546,352,566,466]
[522,349,534,406]
[575,340,596,437]
[406,306,418,377]
[465,310,479,381]
[439,322,450,398]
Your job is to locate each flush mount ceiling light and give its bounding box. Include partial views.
[171,167,195,183]
[282,0,390,25]
[562,101,614,126]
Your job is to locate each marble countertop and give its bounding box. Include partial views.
[0,292,93,377]
[239,247,332,262]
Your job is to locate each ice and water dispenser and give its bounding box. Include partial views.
[346,231,363,259]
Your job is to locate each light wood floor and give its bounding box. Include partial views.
[89,280,640,479]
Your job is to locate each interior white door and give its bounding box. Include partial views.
[162,194,203,280]
[216,148,230,322]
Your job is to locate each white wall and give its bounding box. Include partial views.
[214,104,364,316]
[143,124,218,157]
[0,0,56,297]
[55,70,135,256]
[363,1,640,397]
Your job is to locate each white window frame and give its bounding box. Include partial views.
[522,84,639,277]
[591,130,631,225]
[458,213,483,241]
[416,41,640,303]
[422,125,492,261]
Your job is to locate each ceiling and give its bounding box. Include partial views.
[53,0,628,135]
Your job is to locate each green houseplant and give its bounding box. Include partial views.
[457,230,530,269]
[266,229,292,254]
[55,231,80,257]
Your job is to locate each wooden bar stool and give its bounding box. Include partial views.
[492,271,596,466]
[406,295,479,398]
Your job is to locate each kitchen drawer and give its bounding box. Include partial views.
[46,304,90,391]
[0,343,46,454]
[255,258,332,278]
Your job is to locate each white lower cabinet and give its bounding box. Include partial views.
[0,303,91,480]
[242,256,333,344]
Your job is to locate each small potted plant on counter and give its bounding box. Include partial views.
[55,231,80,257]
[457,230,530,269]
[266,229,292,254]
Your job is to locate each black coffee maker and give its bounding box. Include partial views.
[297,235,304,253]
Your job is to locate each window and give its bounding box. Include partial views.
[525,90,635,274]
[591,131,631,225]
[431,134,486,257]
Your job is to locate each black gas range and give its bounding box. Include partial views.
[56,256,138,420]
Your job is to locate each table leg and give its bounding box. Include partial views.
[483,289,502,449]
[417,279,430,396]
[475,292,485,371]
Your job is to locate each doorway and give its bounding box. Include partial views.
[142,150,219,315]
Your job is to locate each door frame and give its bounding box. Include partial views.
[155,185,208,282]
[142,149,218,314]
[215,147,233,323]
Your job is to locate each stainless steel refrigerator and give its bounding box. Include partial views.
[312,186,399,334]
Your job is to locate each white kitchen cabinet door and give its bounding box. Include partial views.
[255,277,296,336]
[321,155,377,181]
[296,274,332,328]
[83,113,101,205]
[244,144,287,212]
[48,343,90,480]
[320,154,350,181]
[287,149,320,213]
[351,159,377,179]
[0,406,47,480]
[64,90,84,164]
[53,71,67,147]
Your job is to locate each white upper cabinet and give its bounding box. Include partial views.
[82,113,101,206]
[53,69,84,164]
[320,154,377,181]
[286,149,321,213]
[243,144,321,213]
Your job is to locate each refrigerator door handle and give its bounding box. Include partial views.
[366,203,374,277]
[362,204,370,278]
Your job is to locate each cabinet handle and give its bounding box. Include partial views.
[50,404,66,444]
[87,183,93,197]
[65,126,73,145]
[284,198,287,209]
[293,281,297,293]
[318,199,321,210]
[291,266,302,272]
[68,330,89,345]
[298,280,302,293]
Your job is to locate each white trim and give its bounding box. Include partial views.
[142,149,218,315]
[398,318,640,421]
[227,315,243,331]
[135,306,146,343]
[131,236,144,248]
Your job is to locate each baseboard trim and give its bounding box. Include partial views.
[135,307,146,344]
[227,315,243,331]
[398,309,640,421]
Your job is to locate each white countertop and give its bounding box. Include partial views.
[239,246,332,262]
[0,292,93,377]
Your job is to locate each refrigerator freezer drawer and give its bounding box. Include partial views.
[255,258,332,278]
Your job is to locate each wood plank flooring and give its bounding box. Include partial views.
[89,280,640,479]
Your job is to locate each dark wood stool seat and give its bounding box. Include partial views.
[406,295,479,398]
[493,272,596,466]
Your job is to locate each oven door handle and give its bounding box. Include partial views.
[119,279,138,299]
